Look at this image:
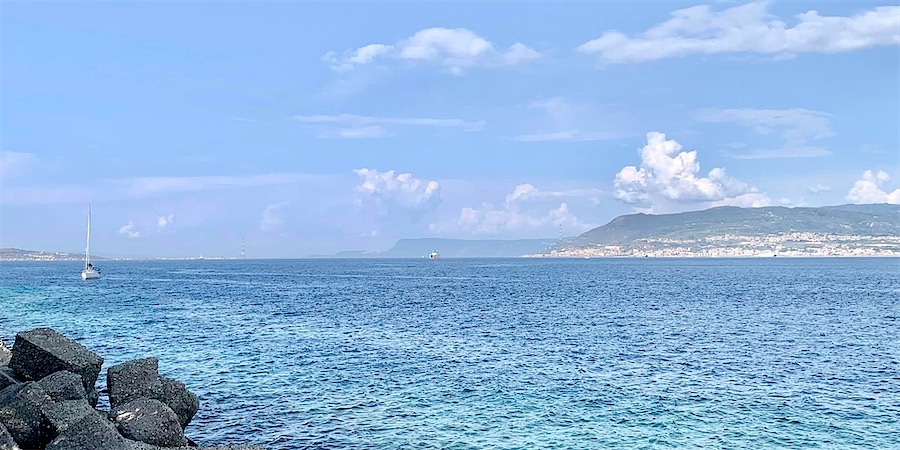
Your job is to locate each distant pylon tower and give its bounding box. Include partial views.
[241,236,246,259]
[558,223,562,241]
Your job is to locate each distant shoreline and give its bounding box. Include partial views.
[2,255,898,262]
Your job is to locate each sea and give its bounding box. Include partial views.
[1,258,898,449]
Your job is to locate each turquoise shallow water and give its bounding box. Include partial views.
[1,258,898,449]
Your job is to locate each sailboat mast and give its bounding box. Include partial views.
[85,204,91,270]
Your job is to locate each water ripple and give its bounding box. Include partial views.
[1,258,898,449]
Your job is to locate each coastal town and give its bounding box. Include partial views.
[525,232,900,258]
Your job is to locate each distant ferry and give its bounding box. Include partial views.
[429,251,441,259]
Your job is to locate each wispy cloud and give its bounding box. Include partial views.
[0,173,325,205]
[324,27,541,74]
[121,173,315,198]
[293,113,484,138]
[118,222,142,239]
[431,183,596,235]
[260,201,290,232]
[157,214,176,231]
[696,108,833,159]
[511,98,630,142]
[578,1,900,64]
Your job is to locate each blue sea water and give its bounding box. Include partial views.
[1,258,898,449]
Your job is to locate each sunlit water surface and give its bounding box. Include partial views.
[1,258,898,449]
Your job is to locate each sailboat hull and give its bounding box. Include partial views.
[81,269,100,280]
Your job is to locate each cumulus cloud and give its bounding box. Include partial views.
[696,108,833,159]
[846,170,900,204]
[808,184,831,194]
[614,132,770,212]
[157,214,176,231]
[511,98,627,142]
[324,27,541,74]
[260,201,290,232]
[293,113,484,139]
[431,183,597,235]
[118,222,142,239]
[0,151,39,178]
[353,168,441,220]
[578,1,900,63]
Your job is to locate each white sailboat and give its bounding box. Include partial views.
[81,204,101,280]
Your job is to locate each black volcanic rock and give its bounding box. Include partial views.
[2,328,259,449]
[40,400,96,444]
[0,368,22,392]
[158,376,199,428]
[46,411,129,450]
[107,359,163,408]
[0,382,50,449]
[38,371,86,402]
[0,421,17,449]
[8,328,103,395]
[110,398,186,447]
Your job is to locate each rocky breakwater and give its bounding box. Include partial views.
[0,328,263,450]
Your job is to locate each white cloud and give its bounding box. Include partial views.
[431,183,597,235]
[578,2,900,63]
[260,201,290,232]
[322,125,390,139]
[325,27,541,74]
[0,151,39,178]
[511,97,628,142]
[697,108,833,159]
[157,214,176,231]
[353,168,441,219]
[118,222,142,239]
[808,184,831,194]
[294,113,484,139]
[1,172,325,205]
[846,170,900,204]
[614,132,770,212]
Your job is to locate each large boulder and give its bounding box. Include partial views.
[109,398,186,447]
[0,369,20,393]
[159,376,199,428]
[0,421,19,450]
[38,371,86,402]
[0,382,50,449]
[107,359,199,428]
[46,411,129,450]
[107,359,163,408]
[40,400,95,444]
[8,328,103,394]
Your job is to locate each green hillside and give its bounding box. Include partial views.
[573,204,900,246]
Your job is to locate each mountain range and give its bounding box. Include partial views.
[322,203,899,258]
[571,203,899,247]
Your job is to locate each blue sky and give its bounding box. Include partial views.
[1,1,898,257]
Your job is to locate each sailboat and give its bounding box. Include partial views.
[81,204,101,280]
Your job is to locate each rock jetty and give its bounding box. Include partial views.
[0,328,263,450]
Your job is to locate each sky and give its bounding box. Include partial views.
[1,0,899,258]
